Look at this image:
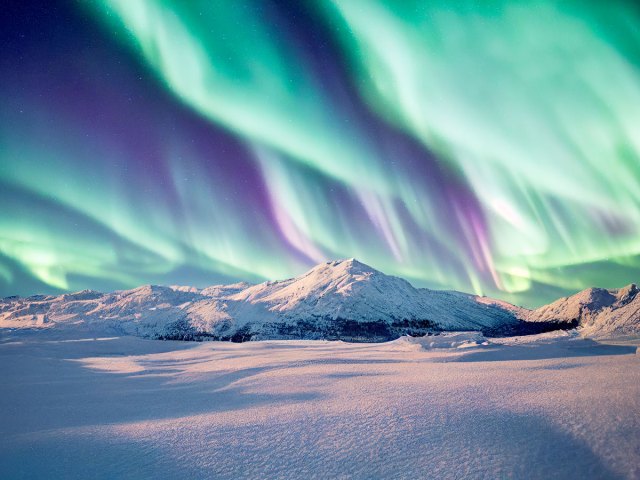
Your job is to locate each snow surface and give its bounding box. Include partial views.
[1,329,638,479]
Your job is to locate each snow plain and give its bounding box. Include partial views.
[1,330,638,479]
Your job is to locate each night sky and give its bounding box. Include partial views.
[2,0,640,307]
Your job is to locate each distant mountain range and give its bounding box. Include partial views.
[1,259,638,341]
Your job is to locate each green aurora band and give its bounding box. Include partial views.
[1,0,640,306]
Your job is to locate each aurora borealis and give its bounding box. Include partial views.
[1,1,640,306]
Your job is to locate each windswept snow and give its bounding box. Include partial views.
[388,331,490,351]
[0,330,638,479]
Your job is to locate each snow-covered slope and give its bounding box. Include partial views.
[221,259,528,339]
[526,284,640,338]
[1,259,636,341]
[0,259,528,341]
[2,332,638,479]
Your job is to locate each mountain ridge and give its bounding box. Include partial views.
[1,259,637,341]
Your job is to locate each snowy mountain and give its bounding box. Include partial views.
[525,284,640,338]
[0,259,637,341]
[214,259,526,340]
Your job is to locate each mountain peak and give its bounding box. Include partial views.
[570,283,639,310]
[614,283,638,306]
[337,258,358,264]
[527,281,640,336]
[322,258,379,275]
[618,283,638,295]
